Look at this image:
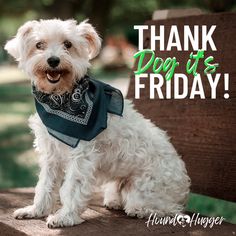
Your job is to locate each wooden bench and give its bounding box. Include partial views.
[0,188,235,236]
[128,11,236,203]
[0,10,235,236]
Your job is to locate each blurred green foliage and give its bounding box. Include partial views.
[1,0,236,62]
[0,83,38,188]
[187,193,236,224]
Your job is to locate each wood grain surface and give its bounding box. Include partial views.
[0,188,235,236]
[127,12,236,202]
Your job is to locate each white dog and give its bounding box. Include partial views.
[5,19,190,228]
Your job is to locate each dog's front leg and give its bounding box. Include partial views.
[14,151,64,219]
[46,149,96,228]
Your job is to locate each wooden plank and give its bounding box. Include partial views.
[0,188,235,236]
[152,8,203,20]
[0,222,27,236]
[127,12,236,202]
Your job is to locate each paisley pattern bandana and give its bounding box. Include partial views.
[32,75,124,147]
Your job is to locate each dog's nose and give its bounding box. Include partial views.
[47,56,60,68]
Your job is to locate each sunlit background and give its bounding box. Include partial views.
[0,0,235,223]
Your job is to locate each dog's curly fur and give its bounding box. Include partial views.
[5,19,190,228]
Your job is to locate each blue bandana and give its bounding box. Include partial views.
[32,75,124,147]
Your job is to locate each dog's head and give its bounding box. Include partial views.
[5,19,101,94]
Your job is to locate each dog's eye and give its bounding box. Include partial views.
[36,42,44,50]
[64,40,72,49]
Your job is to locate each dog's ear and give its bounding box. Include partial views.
[4,20,37,60]
[77,20,102,59]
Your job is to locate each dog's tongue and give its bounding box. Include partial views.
[48,71,60,77]
[47,71,61,81]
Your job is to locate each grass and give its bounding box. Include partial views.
[187,193,236,224]
[0,80,235,224]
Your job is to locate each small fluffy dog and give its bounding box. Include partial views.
[5,19,190,228]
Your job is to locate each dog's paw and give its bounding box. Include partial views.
[14,205,46,219]
[104,199,122,210]
[125,207,153,219]
[46,211,84,228]
[125,210,145,218]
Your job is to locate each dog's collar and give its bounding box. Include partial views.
[32,75,124,147]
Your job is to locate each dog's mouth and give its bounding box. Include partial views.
[46,70,61,84]
[45,69,69,84]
